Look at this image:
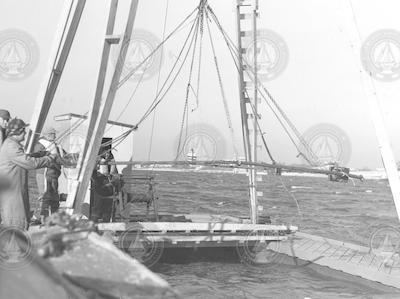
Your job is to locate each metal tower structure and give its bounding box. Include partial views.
[236,0,261,224]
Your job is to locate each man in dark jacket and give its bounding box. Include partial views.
[0,110,10,149]
[0,118,55,229]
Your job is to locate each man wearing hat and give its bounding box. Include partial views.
[0,109,10,148]
[0,118,56,229]
[34,126,66,218]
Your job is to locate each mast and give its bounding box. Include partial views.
[236,0,260,224]
[26,0,86,153]
[344,5,400,222]
[65,0,139,213]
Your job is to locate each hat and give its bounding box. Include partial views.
[0,109,10,121]
[6,118,29,136]
[42,126,57,135]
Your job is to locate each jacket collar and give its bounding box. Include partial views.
[7,136,23,146]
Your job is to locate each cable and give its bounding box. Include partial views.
[95,7,202,156]
[205,10,239,158]
[148,0,170,161]
[278,176,303,220]
[207,6,316,165]
[175,11,202,160]
[136,11,201,126]
[118,7,198,88]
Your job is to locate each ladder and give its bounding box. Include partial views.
[236,0,262,224]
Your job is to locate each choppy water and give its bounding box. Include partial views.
[136,170,400,298]
[27,170,400,298]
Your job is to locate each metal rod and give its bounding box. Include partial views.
[101,160,364,181]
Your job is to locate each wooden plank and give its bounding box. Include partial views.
[73,0,139,212]
[117,234,287,243]
[26,0,86,152]
[65,0,120,209]
[272,232,400,289]
[54,113,137,128]
[67,0,139,212]
[296,232,370,253]
[70,0,118,175]
[344,8,400,222]
[98,221,298,232]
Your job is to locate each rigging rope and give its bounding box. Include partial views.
[278,176,303,220]
[205,7,275,163]
[205,11,239,159]
[148,0,170,161]
[93,1,313,167]
[194,0,207,110]
[136,12,200,127]
[97,6,202,157]
[175,11,202,160]
[207,6,316,165]
[54,115,86,145]
[104,61,148,135]
[118,7,198,89]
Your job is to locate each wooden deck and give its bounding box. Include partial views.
[272,232,400,290]
[97,213,298,248]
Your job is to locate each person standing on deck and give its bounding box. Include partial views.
[0,110,10,149]
[0,118,55,230]
[0,110,10,224]
[34,127,66,218]
[90,142,118,222]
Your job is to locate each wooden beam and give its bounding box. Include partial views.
[98,221,298,232]
[26,0,86,153]
[54,113,137,129]
[65,0,120,210]
[76,0,119,164]
[343,5,400,222]
[118,234,289,244]
[67,0,139,212]
[273,232,400,289]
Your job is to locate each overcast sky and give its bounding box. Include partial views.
[0,0,399,169]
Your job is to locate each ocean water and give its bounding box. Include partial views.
[137,170,400,299]
[28,170,400,298]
